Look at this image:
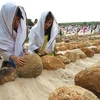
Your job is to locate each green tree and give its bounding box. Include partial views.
[25,19,34,43]
[27,19,34,26]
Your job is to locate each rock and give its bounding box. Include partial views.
[75,67,100,96]
[67,49,87,59]
[58,45,67,51]
[77,43,84,49]
[56,36,63,43]
[88,46,100,53]
[73,49,87,59]
[49,85,99,100]
[55,55,71,64]
[97,45,100,51]
[16,54,43,78]
[81,47,94,57]
[41,55,65,70]
[92,41,100,46]
[0,67,16,85]
[83,41,91,47]
[64,52,80,62]
[72,43,79,49]
[65,43,73,50]
[64,39,70,43]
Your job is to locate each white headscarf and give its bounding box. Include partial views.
[29,11,58,54]
[0,2,27,56]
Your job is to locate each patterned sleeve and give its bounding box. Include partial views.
[0,49,10,61]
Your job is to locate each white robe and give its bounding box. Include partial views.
[28,11,58,54]
[0,2,27,56]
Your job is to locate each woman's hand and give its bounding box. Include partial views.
[39,49,47,56]
[10,56,25,67]
[24,49,29,55]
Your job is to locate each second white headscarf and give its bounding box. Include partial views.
[29,11,58,54]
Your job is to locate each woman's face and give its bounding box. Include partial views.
[44,18,53,30]
[12,16,20,29]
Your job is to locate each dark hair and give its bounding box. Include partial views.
[16,7,24,19]
[45,11,54,41]
[35,19,38,22]
[45,11,53,21]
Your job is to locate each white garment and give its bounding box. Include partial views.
[28,11,58,54]
[0,3,27,56]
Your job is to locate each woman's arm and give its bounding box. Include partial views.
[0,49,25,67]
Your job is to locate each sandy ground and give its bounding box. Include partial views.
[0,53,100,100]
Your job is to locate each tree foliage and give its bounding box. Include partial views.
[27,19,34,26]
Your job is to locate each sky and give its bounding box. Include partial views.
[0,0,100,23]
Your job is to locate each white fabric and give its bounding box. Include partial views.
[28,11,58,54]
[0,2,27,56]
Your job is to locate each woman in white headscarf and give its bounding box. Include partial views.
[28,11,58,56]
[0,2,28,67]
